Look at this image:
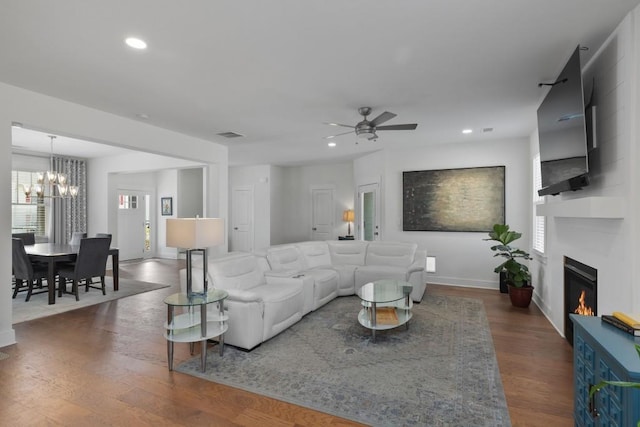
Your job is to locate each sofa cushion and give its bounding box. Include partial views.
[355,265,411,290]
[365,242,417,268]
[296,241,331,268]
[328,240,368,266]
[208,254,267,291]
[266,245,307,271]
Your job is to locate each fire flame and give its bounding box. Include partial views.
[574,290,595,316]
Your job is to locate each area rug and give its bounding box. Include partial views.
[176,294,511,426]
[12,277,169,324]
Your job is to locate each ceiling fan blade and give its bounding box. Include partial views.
[370,111,397,126]
[376,123,418,131]
[324,130,355,139]
[324,122,355,129]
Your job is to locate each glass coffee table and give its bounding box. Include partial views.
[356,279,413,342]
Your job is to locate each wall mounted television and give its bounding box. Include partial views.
[537,45,593,197]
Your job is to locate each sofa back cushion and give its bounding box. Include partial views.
[296,241,331,268]
[209,254,267,290]
[328,241,368,266]
[365,242,417,268]
[266,245,306,271]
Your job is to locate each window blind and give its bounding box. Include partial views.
[532,154,545,254]
[11,170,48,237]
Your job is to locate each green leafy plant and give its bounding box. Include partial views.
[484,224,532,288]
[589,344,640,427]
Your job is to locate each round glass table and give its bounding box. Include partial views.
[356,279,413,342]
[163,289,228,372]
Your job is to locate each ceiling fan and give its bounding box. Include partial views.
[324,107,418,141]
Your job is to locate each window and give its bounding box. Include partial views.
[11,170,48,237]
[532,154,545,254]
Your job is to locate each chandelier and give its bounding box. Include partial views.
[23,135,79,198]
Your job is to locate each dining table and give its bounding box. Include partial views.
[24,243,120,305]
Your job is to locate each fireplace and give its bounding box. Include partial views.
[564,257,597,345]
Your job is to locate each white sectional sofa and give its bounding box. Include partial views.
[181,240,426,350]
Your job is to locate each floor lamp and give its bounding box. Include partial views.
[166,217,225,297]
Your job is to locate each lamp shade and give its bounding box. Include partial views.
[166,218,225,249]
[342,209,355,222]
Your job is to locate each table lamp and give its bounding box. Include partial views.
[342,209,355,236]
[166,217,225,296]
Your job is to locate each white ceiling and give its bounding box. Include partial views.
[3,0,640,166]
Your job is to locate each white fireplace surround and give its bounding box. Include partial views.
[536,196,625,219]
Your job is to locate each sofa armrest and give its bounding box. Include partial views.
[224,288,263,303]
[408,249,427,274]
[264,269,301,278]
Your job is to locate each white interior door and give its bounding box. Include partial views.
[358,183,380,241]
[117,190,149,260]
[230,186,253,252]
[311,187,334,240]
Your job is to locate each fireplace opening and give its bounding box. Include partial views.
[564,257,597,345]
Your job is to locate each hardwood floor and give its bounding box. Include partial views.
[1,259,574,426]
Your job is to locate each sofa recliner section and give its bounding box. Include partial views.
[266,244,339,312]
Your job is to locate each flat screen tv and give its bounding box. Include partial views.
[537,45,591,196]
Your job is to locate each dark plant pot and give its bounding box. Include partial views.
[508,284,534,308]
[499,271,508,294]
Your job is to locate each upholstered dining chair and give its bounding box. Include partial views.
[57,237,111,301]
[95,233,112,245]
[12,232,36,245]
[69,232,87,246]
[12,238,49,301]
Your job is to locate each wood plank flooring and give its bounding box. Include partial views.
[1,259,574,426]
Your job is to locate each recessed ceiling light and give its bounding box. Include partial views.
[136,113,149,120]
[462,129,473,134]
[125,37,147,50]
[328,141,337,147]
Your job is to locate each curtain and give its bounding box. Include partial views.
[52,156,87,244]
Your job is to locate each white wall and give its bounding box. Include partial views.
[353,139,530,289]
[157,169,179,258]
[177,168,204,218]
[532,8,640,335]
[0,82,228,348]
[279,162,354,243]
[270,165,286,245]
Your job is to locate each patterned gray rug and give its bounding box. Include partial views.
[176,294,511,426]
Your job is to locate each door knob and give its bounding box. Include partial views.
[312,227,317,231]
[234,227,238,230]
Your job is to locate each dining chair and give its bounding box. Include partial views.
[95,233,112,246]
[12,232,36,245]
[69,232,87,246]
[12,238,49,301]
[57,237,111,301]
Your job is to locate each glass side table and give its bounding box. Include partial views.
[163,289,228,372]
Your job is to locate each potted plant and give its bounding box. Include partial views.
[484,224,534,307]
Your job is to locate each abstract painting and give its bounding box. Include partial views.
[403,166,505,232]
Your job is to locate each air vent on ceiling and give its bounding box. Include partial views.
[217,131,245,139]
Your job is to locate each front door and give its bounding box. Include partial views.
[117,191,149,260]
